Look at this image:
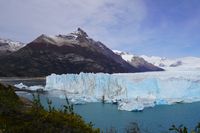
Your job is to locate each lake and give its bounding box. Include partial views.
[2,78,200,133]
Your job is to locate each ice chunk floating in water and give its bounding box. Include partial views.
[15,83,44,91]
[45,72,200,111]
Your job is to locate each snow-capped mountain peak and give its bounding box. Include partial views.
[0,38,25,52]
[32,28,116,59]
[72,27,88,37]
[113,50,200,71]
[113,50,164,71]
[33,28,94,47]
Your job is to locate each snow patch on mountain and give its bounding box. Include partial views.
[113,50,163,71]
[32,28,113,55]
[0,38,25,52]
[113,50,136,62]
[33,28,92,46]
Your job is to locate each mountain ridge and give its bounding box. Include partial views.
[140,55,200,71]
[0,28,139,77]
[113,50,164,72]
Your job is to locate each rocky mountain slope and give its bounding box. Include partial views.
[0,28,139,77]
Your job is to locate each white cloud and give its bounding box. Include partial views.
[0,0,147,47]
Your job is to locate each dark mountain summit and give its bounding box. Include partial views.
[0,28,140,77]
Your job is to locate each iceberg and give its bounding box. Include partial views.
[15,83,44,91]
[14,83,28,89]
[44,71,200,111]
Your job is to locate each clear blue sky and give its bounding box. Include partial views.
[0,0,199,58]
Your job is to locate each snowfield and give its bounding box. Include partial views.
[40,70,200,111]
[141,55,200,71]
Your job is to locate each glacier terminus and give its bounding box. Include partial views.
[16,70,200,111]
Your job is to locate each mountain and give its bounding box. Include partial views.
[0,28,140,77]
[0,38,25,55]
[140,55,176,68]
[113,50,164,71]
[141,55,200,71]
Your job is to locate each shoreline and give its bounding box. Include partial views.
[0,77,45,81]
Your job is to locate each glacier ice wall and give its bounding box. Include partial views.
[45,72,200,111]
[45,73,128,102]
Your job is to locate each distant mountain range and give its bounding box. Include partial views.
[0,28,163,77]
[113,50,163,71]
[113,50,200,71]
[1,28,199,77]
[141,55,200,71]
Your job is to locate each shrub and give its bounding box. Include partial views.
[0,83,100,133]
[169,123,200,133]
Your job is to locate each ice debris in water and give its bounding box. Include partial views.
[14,83,44,91]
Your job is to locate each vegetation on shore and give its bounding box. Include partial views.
[0,83,100,133]
[169,124,200,133]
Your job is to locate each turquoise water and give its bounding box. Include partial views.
[17,92,200,133]
[5,78,200,133]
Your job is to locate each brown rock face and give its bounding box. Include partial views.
[0,28,138,77]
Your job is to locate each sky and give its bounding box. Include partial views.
[0,0,200,58]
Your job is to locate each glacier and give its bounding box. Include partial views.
[44,71,200,111]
